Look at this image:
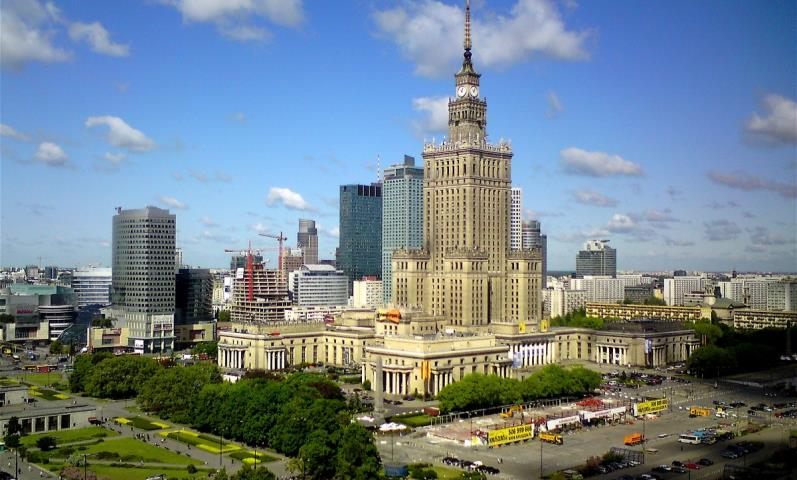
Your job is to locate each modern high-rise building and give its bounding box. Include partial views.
[297,219,319,265]
[105,206,176,353]
[175,268,213,324]
[231,254,263,271]
[281,248,305,278]
[576,240,617,277]
[382,155,424,304]
[289,265,349,307]
[72,267,112,307]
[338,184,382,289]
[392,15,543,331]
[522,220,548,288]
[510,187,522,251]
[663,276,705,306]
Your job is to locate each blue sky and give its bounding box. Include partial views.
[1,0,795,272]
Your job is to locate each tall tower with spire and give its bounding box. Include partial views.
[392,0,543,333]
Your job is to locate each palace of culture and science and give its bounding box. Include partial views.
[216,2,699,395]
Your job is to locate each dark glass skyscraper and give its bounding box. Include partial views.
[339,184,382,289]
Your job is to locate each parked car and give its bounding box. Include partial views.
[697,459,714,466]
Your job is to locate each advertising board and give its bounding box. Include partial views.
[487,424,534,447]
[633,398,668,416]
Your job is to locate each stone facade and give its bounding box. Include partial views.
[586,303,702,322]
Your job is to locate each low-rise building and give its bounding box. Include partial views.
[733,309,797,330]
[0,404,97,435]
[586,303,702,322]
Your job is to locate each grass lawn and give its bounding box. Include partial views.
[392,413,434,427]
[28,386,70,401]
[0,376,20,386]
[49,437,202,465]
[21,426,117,448]
[162,429,240,454]
[91,465,214,480]
[114,416,169,430]
[432,465,467,480]
[229,450,277,464]
[20,372,66,387]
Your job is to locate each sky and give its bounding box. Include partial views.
[1,0,796,273]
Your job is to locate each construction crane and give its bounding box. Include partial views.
[224,241,267,302]
[258,232,288,285]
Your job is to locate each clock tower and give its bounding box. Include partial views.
[449,0,487,143]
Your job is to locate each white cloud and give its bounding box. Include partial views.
[189,170,209,182]
[412,96,449,135]
[103,152,126,165]
[162,0,304,42]
[229,112,246,123]
[201,216,217,227]
[85,116,156,152]
[68,21,129,57]
[560,147,643,177]
[639,209,679,223]
[0,0,71,70]
[546,91,564,119]
[318,225,340,238]
[34,141,68,166]
[606,213,635,233]
[172,171,184,181]
[524,209,563,219]
[266,187,312,211]
[703,220,741,241]
[0,123,30,141]
[373,0,589,78]
[572,189,617,207]
[707,170,796,198]
[216,171,232,182]
[745,94,797,145]
[748,226,792,246]
[663,237,694,247]
[159,195,187,210]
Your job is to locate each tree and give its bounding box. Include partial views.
[3,433,20,449]
[297,429,336,480]
[217,310,231,322]
[191,341,219,358]
[6,416,21,435]
[686,345,736,377]
[0,313,15,324]
[334,423,381,480]
[49,341,63,355]
[230,464,276,480]
[137,362,221,422]
[82,355,160,398]
[361,379,371,391]
[36,436,56,451]
[90,316,114,327]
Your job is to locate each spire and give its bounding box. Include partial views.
[464,0,471,52]
[463,0,472,64]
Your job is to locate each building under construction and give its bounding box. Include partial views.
[230,263,292,323]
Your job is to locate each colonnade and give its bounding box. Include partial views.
[220,348,246,369]
[266,350,286,370]
[509,342,552,367]
[597,345,628,365]
[383,370,411,395]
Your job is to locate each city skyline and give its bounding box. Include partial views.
[1,0,795,272]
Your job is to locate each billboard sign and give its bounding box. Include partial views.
[633,398,668,416]
[487,424,534,447]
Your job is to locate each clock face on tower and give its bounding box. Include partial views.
[457,86,467,97]
[470,86,479,97]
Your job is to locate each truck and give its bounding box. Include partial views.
[689,406,711,417]
[539,432,564,445]
[500,405,524,419]
[624,433,645,446]
[423,407,440,417]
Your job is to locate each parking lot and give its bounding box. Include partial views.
[376,367,796,479]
